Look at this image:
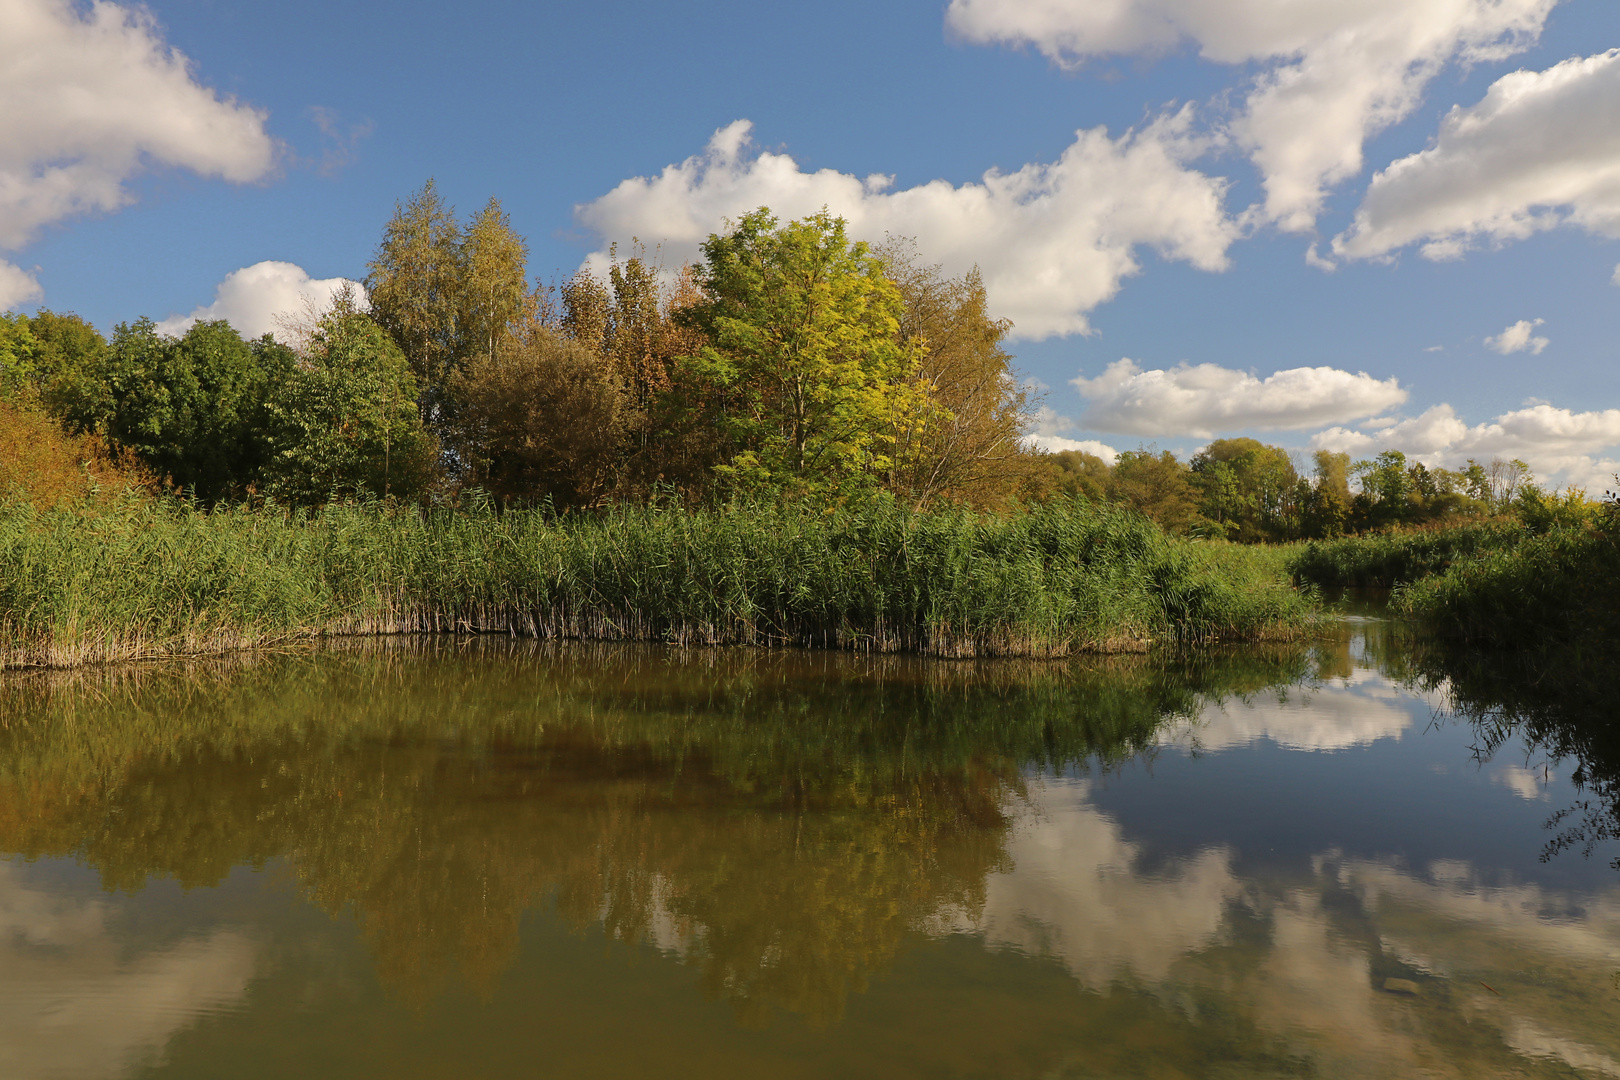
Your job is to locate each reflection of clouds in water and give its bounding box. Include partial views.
[956,781,1620,1076]
[957,778,1240,987]
[1494,763,1552,801]
[1247,896,1393,1057]
[1506,1019,1620,1078]
[1344,856,1620,1076]
[638,878,700,959]
[1163,667,1420,752]
[0,862,256,1080]
[1346,857,1620,969]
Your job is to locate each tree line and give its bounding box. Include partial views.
[1049,441,1593,540]
[2,185,1043,511]
[0,181,1590,537]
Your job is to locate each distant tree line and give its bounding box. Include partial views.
[1047,440,1595,540]
[0,182,1597,538]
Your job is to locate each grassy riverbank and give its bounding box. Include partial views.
[1394,523,1620,649]
[0,496,1313,669]
[1289,515,1620,654]
[1286,520,1526,589]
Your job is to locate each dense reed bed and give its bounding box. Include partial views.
[1393,522,1620,649]
[0,496,1313,669]
[1288,513,1620,673]
[1286,519,1525,589]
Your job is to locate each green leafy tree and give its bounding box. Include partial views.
[1190,438,1300,541]
[56,318,285,502]
[1408,461,1438,500]
[1514,484,1597,533]
[366,180,465,418]
[1109,449,1203,532]
[1300,450,1352,538]
[682,208,927,501]
[164,322,292,500]
[20,310,111,428]
[1352,450,1413,528]
[447,328,626,508]
[1046,450,1111,502]
[0,312,40,400]
[264,294,435,504]
[1460,459,1491,503]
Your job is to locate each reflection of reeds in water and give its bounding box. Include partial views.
[0,638,1312,1018]
[1391,632,1620,872]
[0,498,1313,670]
[10,635,1612,1074]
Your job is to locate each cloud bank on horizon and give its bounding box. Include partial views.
[1312,402,1620,494]
[1069,360,1408,439]
[1029,354,1620,494]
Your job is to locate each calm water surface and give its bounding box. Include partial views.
[2,614,1617,1079]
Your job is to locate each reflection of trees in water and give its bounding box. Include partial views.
[0,640,1307,1019]
[1380,630,1620,871]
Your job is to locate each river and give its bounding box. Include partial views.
[1,609,1616,1078]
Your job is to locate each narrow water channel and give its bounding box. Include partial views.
[2,610,1616,1078]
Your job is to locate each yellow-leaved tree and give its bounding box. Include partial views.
[876,239,1041,509]
[366,182,530,426]
[681,208,929,502]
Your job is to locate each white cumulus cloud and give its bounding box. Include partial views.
[0,260,43,309]
[1335,49,1620,261]
[1311,402,1620,492]
[0,0,275,261]
[1030,435,1123,460]
[1070,358,1407,438]
[1025,407,1121,460]
[576,116,1236,340]
[1484,318,1549,355]
[944,0,1555,232]
[156,261,362,340]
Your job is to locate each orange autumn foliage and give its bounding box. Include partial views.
[0,400,154,507]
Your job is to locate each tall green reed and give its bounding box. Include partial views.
[1287,520,1525,589]
[1393,522,1620,649]
[0,496,1314,668]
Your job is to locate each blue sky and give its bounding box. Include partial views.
[3,0,1618,487]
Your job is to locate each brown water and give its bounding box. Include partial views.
[1,620,1617,1079]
